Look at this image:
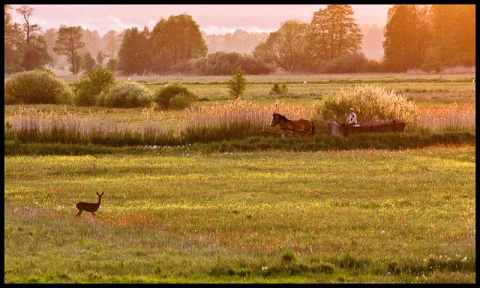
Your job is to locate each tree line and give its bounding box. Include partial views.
[4,4,475,76]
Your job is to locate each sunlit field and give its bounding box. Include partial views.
[4,146,476,283]
[4,73,476,283]
[3,73,476,140]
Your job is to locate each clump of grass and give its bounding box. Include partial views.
[281,250,297,265]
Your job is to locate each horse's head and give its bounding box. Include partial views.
[270,113,280,127]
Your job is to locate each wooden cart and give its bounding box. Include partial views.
[328,120,406,137]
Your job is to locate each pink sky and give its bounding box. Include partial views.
[9,4,392,35]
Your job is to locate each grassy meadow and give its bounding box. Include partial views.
[4,73,476,283]
[4,147,476,283]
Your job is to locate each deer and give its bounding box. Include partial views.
[76,192,104,217]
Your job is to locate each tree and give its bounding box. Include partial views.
[72,51,83,74]
[253,20,311,72]
[102,30,122,60]
[22,35,52,71]
[226,66,247,99]
[309,5,363,66]
[43,28,58,68]
[16,5,51,71]
[53,25,85,75]
[81,29,102,61]
[16,6,39,47]
[150,14,208,70]
[424,5,475,70]
[106,58,118,72]
[4,4,25,73]
[383,5,428,72]
[118,27,151,75]
[151,48,173,75]
[201,51,243,75]
[83,52,96,73]
[72,65,115,106]
[96,51,108,66]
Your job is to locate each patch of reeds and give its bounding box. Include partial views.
[4,102,475,147]
[418,104,475,132]
[4,106,177,146]
[4,100,311,145]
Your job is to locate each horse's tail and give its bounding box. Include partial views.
[311,121,315,135]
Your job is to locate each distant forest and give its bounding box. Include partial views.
[11,25,382,71]
[5,4,475,75]
[204,24,384,60]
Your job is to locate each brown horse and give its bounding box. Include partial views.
[269,113,314,137]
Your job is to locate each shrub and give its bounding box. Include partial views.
[226,66,247,99]
[168,93,198,110]
[4,69,73,105]
[320,53,369,73]
[97,81,152,108]
[312,84,419,130]
[153,83,198,110]
[72,66,115,106]
[270,82,288,96]
[193,52,274,75]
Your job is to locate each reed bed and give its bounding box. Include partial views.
[418,104,476,131]
[4,100,313,145]
[4,106,175,146]
[186,99,310,130]
[4,101,475,146]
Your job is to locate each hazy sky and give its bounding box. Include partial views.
[9,4,393,35]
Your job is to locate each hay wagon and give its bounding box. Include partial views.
[328,120,406,137]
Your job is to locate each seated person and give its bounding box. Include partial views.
[345,107,357,126]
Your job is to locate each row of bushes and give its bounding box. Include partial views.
[4,67,199,109]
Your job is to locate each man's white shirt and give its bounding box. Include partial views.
[346,112,357,124]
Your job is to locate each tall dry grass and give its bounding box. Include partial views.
[4,101,475,145]
[418,104,476,131]
[185,98,310,130]
[4,106,174,145]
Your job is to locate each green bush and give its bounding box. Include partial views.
[153,83,198,110]
[72,66,115,106]
[312,84,419,130]
[226,66,247,99]
[97,81,152,108]
[270,82,288,95]
[4,69,73,105]
[168,93,198,110]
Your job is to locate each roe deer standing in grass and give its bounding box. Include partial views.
[76,192,104,217]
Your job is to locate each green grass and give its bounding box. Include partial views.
[4,132,477,155]
[3,72,476,283]
[51,72,476,106]
[4,146,476,283]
